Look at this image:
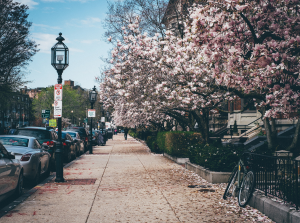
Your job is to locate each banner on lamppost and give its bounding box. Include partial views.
[54,84,63,101]
[88,109,95,117]
[54,100,62,118]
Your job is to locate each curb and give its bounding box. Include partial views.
[249,191,300,223]
[0,173,56,218]
[0,151,88,218]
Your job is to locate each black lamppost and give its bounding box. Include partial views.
[71,110,73,125]
[89,86,97,154]
[51,32,69,183]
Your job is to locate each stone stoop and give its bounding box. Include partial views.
[163,153,189,165]
[185,162,231,184]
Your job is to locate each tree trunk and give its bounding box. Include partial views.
[287,119,300,153]
[264,118,275,150]
[270,118,277,146]
[191,109,209,143]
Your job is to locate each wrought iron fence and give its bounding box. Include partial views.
[244,152,300,209]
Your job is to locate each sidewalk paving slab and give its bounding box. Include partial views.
[0,135,275,223]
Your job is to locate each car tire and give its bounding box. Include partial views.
[65,150,72,163]
[44,165,50,177]
[33,165,41,186]
[15,171,24,196]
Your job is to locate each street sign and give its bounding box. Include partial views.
[54,100,62,118]
[84,118,88,123]
[101,117,105,122]
[88,109,96,117]
[54,84,63,101]
[49,119,57,127]
[42,110,50,118]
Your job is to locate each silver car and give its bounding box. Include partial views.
[0,135,51,185]
[0,142,23,203]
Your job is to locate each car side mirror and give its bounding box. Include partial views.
[8,152,15,159]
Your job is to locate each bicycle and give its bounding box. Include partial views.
[223,153,256,207]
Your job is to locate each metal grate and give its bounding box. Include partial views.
[53,178,97,185]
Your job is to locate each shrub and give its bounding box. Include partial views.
[128,130,137,138]
[146,136,163,153]
[164,131,203,157]
[156,132,168,153]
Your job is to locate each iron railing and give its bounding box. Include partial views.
[244,152,300,209]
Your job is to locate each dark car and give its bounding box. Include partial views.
[66,131,84,155]
[14,127,58,169]
[61,132,78,162]
[8,129,17,135]
[69,127,89,152]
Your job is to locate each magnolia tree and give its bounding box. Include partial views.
[185,0,300,150]
[100,20,229,142]
[100,0,300,149]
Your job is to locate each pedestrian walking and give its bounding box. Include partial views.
[114,129,117,135]
[124,128,128,140]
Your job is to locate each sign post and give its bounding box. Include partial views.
[49,119,57,127]
[54,100,62,118]
[88,109,96,117]
[54,84,63,101]
[42,110,50,118]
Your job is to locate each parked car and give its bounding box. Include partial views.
[0,141,23,203]
[106,128,113,140]
[8,129,17,135]
[69,127,89,152]
[14,127,58,170]
[61,132,78,162]
[0,135,51,185]
[66,131,84,155]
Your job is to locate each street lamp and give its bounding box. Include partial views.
[51,32,69,183]
[71,110,73,125]
[89,86,97,154]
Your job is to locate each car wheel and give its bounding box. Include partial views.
[15,171,24,196]
[65,150,72,163]
[44,165,50,177]
[33,165,41,186]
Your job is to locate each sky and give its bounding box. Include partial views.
[16,0,112,91]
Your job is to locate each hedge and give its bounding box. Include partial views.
[130,130,243,172]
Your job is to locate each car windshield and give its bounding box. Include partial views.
[16,130,50,140]
[0,137,29,147]
[67,132,76,137]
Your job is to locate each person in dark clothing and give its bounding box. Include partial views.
[97,131,105,145]
[0,123,4,135]
[124,128,128,140]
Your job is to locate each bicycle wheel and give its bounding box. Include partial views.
[238,170,255,207]
[223,165,238,200]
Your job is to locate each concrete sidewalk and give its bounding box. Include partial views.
[0,135,273,222]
